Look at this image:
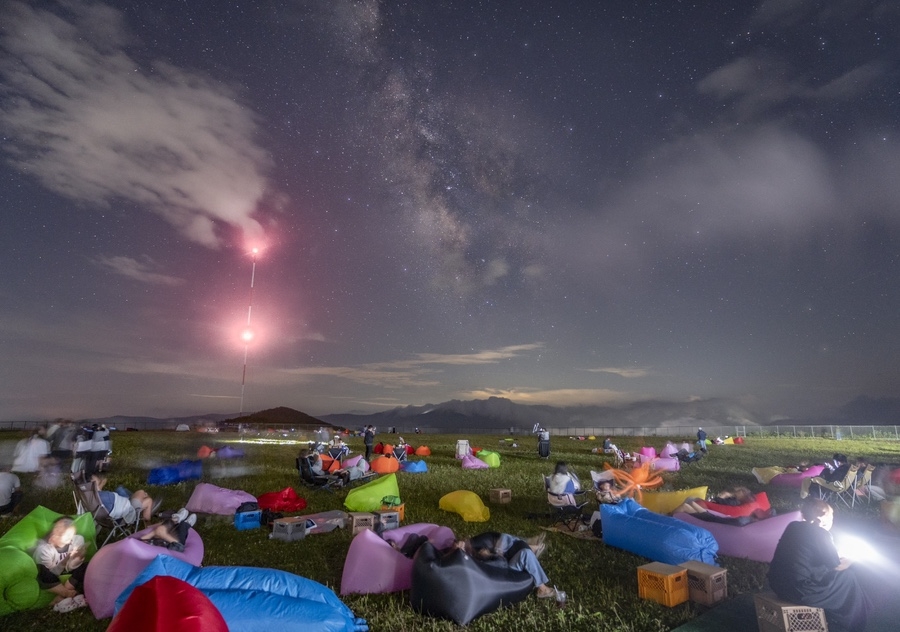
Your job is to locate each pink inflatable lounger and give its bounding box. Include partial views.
[674,511,800,563]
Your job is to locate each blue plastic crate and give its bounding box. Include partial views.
[234,510,262,530]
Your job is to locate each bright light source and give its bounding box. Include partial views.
[835,534,881,564]
[241,328,254,343]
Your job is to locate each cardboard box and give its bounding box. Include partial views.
[349,512,376,535]
[489,488,512,504]
[271,516,314,542]
[679,560,727,606]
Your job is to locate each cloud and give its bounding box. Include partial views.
[0,0,273,248]
[271,343,545,389]
[587,367,650,378]
[93,255,183,286]
[698,55,886,119]
[463,387,632,407]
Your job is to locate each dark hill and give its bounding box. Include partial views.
[234,406,334,428]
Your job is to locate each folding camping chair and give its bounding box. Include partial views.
[676,449,703,467]
[72,479,141,546]
[327,445,348,466]
[296,454,339,493]
[543,475,589,532]
[815,464,860,509]
[852,464,879,507]
[590,469,623,505]
[391,445,408,462]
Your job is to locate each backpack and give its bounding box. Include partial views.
[236,501,260,514]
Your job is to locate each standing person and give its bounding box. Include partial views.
[0,466,23,516]
[768,498,871,632]
[696,427,708,453]
[90,424,111,474]
[364,425,376,462]
[71,426,94,481]
[12,429,51,473]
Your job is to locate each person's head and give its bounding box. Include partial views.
[554,461,568,475]
[801,498,834,530]
[47,517,77,547]
[732,486,755,503]
[598,480,612,491]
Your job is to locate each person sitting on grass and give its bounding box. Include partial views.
[92,475,161,523]
[139,508,197,552]
[456,531,558,599]
[32,516,89,612]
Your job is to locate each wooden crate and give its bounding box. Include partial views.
[678,560,727,606]
[754,592,828,632]
[637,562,689,607]
[349,512,376,535]
[489,488,512,504]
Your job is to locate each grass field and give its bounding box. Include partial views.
[2,430,899,632]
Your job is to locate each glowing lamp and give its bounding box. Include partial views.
[241,328,254,343]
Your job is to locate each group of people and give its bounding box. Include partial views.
[10,421,113,485]
[33,471,198,613]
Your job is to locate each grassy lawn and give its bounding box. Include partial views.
[2,430,898,631]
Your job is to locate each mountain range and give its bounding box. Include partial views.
[72,394,900,431]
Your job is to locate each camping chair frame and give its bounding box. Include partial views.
[851,464,877,508]
[543,475,589,532]
[816,464,859,509]
[72,479,141,546]
[296,455,339,493]
[676,449,703,467]
[327,445,348,466]
[391,445,408,462]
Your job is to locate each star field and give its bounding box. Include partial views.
[0,0,898,423]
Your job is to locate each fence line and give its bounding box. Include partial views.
[1,420,898,440]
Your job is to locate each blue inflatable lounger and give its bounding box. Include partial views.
[601,498,718,565]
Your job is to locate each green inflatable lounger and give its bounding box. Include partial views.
[344,473,401,512]
[0,506,97,616]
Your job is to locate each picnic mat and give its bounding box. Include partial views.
[539,524,598,541]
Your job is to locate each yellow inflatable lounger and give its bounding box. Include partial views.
[638,486,708,515]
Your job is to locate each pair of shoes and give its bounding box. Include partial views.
[184,512,197,528]
[527,532,547,558]
[54,594,87,613]
[536,585,556,599]
[172,508,189,524]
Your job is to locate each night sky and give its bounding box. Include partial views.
[1,0,898,423]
